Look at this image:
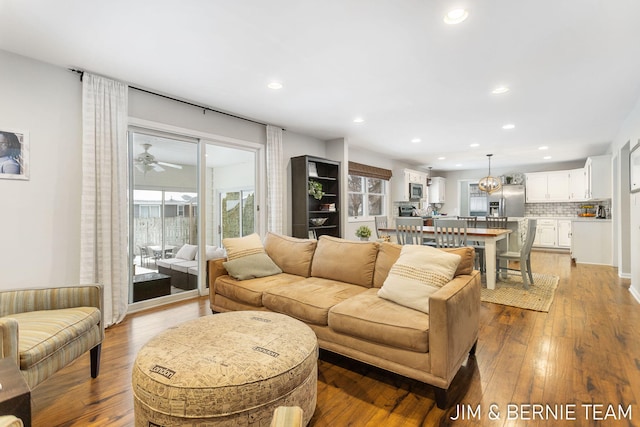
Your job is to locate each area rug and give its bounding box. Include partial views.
[481,272,559,312]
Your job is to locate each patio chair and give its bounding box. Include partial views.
[138,245,151,268]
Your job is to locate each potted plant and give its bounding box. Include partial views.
[355,225,372,241]
[308,180,325,200]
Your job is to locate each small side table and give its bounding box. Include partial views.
[133,272,171,302]
[0,358,30,426]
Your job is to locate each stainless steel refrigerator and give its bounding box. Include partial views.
[488,184,525,217]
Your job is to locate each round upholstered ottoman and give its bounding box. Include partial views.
[132,311,318,426]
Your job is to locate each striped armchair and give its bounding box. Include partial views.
[0,285,104,389]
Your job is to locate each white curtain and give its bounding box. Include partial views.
[266,125,284,234]
[80,74,129,327]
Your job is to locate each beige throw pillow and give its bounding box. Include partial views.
[377,244,461,314]
[223,253,282,280]
[222,233,265,260]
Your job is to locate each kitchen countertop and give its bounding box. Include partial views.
[526,216,611,222]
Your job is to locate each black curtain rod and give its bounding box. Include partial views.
[69,68,285,130]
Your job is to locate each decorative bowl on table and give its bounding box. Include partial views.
[309,218,328,226]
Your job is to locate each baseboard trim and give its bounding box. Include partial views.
[630,286,640,304]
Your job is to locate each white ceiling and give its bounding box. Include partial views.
[2,0,640,171]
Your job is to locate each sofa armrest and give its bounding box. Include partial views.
[428,271,481,384]
[0,285,105,340]
[0,317,19,366]
[208,258,228,308]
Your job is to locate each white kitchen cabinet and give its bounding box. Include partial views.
[393,168,428,201]
[585,155,612,200]
[557,219,572,247]
[428,177,446,204]
[525,171,570,202]
[525,173,548,202]
[571,220,612,265]
[569,168,586,201]
[533,219,557,247]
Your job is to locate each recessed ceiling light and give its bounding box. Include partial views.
[538,146,549,150]
[543,156,552,160]
[444,8,469,24]
[502,123,515,130]
[353,117,365,123]
[438,156,446,160]
[411,138,421,143]
[492,86,510,95]
[470,143,480,147]
[267,81,283,90]
[455,163,463,167]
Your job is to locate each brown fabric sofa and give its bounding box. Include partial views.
[208,233,480,408]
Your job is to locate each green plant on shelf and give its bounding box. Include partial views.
[308,180,325,200]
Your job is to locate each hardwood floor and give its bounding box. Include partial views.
[31,251,639,426]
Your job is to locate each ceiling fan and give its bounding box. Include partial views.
[134,143,183,173]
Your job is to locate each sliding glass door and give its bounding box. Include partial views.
[129,130,198,304]
[129,127,259,307]
[204,143,256,247]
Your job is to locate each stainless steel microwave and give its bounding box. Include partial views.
[409,182,423,200]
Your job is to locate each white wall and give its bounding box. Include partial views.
[609,94,640,301]
[0,49,328,289]
[0,50,82,288]
[282,132,327,236]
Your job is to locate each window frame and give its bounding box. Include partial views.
[347,174,387,221]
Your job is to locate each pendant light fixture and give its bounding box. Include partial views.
[478,154,502,194]
[426,167,432,186]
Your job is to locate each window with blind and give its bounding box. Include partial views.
[347,162,392,219]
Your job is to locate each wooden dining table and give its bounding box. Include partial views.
[379,226,512,290]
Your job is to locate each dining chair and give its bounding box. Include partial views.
[395,217,424,245]
[458,216,484,271]
[496,218,537,289]
[374,216,389,240]
[486,216,508,229]
[433,219,468,248]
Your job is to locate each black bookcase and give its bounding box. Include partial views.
[291,155,341,239]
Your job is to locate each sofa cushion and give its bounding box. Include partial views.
[6,307,102,369]
[156,257,189,269]
[195,245,226,261]
[264,232,317,277]
[310,236,378,288]
[373,242,402,288]
[373,243,475,287]
[215,273,305,307]
[263,277,367,325]
[442,247,475,276]
[175,244,198,260]
[223,233,265,261]
[328,288,430,353]
[377,244,461,314]
[171,260,198,273]
[223,253,283,280]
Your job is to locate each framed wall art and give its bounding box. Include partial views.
[631,141,640,193]
[0,128,29,180]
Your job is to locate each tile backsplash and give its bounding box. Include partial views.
[525,200,611,217]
